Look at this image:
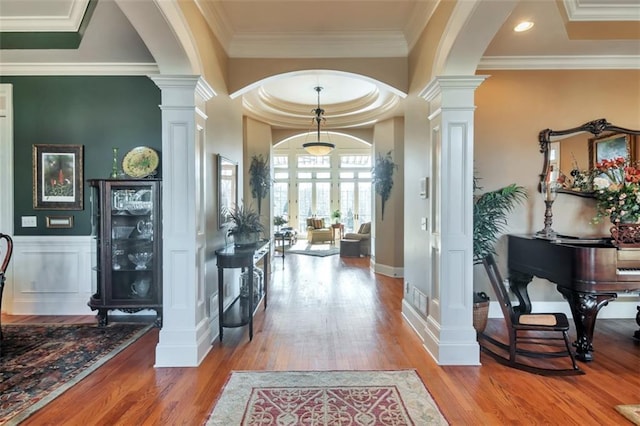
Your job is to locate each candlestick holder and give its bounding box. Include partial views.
[536,165,559,239]
[110,147,119,178]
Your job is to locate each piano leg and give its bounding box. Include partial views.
[507,270,534,314]
[557,287,617,362]
[634,306,640,341]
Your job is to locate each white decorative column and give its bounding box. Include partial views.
[420,75,487,365]
[150,75,215,367]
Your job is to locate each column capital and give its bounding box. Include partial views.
[148,75,216,103]
[420,75,489,104]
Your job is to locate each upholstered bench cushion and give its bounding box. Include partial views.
[340,239,361,257]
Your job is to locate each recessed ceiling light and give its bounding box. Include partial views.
[514,21,534,32]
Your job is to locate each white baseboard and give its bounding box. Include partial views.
[372,260,404,278]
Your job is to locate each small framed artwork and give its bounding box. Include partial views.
[33,144,84,210]
[589,133,635,169]
[46,215,74,228]
[419,177,429,199]
[218,155,238,228]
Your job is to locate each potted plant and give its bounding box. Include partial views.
[273,215,287,231]
[331,209,341,224]
[249,154,271,215]
[225,203,265,247]
[473,176,526,332]
[372,150,397,220]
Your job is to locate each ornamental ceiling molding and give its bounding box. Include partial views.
[0,0,90,32]
[0,62,159,76]
[242,88,400,129]
[562,0,640,21]
[478,55,640,70]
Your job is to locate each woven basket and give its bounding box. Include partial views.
[473,292,490,333]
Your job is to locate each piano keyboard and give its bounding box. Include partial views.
[617,268,640,276]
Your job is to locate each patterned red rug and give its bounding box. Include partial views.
[206,370,448,425]
[0,322,151,425]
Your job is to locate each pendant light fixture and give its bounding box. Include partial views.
[302,86,335,156]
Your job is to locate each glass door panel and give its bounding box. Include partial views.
[340,182,355,232]
[315,182,331,222]
[298,182,312,233]
[357,183,372,228]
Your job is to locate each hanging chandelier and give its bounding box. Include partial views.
[302,86,335,156]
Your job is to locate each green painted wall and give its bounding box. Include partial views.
[0,76,161,236]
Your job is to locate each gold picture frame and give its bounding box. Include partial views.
[589,133,636,169]
[46,215,74,228]
[33,144,84,210]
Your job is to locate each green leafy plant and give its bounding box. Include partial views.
[331,209,341,223]
[372,150,398,220]
[249,154,271,215]
[273,215,287,227]
[473,176,527,264]
[225,203,265,236]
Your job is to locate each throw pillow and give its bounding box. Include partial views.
[358,222,371,234]
[313,218,324,229]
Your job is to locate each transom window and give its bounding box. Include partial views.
[298,155,330,168]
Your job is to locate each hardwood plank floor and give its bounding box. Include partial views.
[4,253,639,425]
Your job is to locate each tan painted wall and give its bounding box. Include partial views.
[474,69,640,299]
[373,117,405,271]
[243,117,274,233]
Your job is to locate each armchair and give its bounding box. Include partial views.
[344,222,371,256]
[306,218,332,243]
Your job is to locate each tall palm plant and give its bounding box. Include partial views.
[473,176,527,264]
[249,154,271,215]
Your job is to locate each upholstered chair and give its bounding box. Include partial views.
[306,218,333,243]
[344,222,371,256]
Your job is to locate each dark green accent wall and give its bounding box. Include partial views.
[0,76,161,236]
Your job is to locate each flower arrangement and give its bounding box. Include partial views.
[592,157,640,224]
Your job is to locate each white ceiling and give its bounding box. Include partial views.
[1,0,638,129]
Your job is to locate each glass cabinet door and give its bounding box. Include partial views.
[107,182,157,303]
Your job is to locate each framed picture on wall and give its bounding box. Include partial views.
[33,144,84,210]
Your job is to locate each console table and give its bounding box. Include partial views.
[215,240,270,342]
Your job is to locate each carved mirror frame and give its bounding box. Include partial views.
[538,118,640,197]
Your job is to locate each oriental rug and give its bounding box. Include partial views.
[0,322,152,425]
[275,241,340,257]
[616,404,640,425]
[206,370,448,425]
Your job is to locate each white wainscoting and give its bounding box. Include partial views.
[6,235,96,315]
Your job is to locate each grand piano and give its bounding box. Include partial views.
[508,234,640,361]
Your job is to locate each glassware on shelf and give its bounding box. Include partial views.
[128,252,153,270]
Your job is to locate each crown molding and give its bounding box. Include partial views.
[228,32,408,58]
[478,55,640,70]
[0,0,90,32]
[404,0,439,51]
[0,62,159,76]
[562,0,640,21]
[194,0,233,52]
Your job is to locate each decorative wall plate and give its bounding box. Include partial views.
[122,146,159,178]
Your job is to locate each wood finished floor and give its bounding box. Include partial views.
[4,253,640,425]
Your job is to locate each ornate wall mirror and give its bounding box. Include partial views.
[218,155,238,228]
[538,118,640,198]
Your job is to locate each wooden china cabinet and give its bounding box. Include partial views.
[88,179,162,327]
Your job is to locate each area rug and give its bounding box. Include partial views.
[276,241,340,257]
[0,322,152,425]
[206,370,448,425]
[616,405,640,425]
